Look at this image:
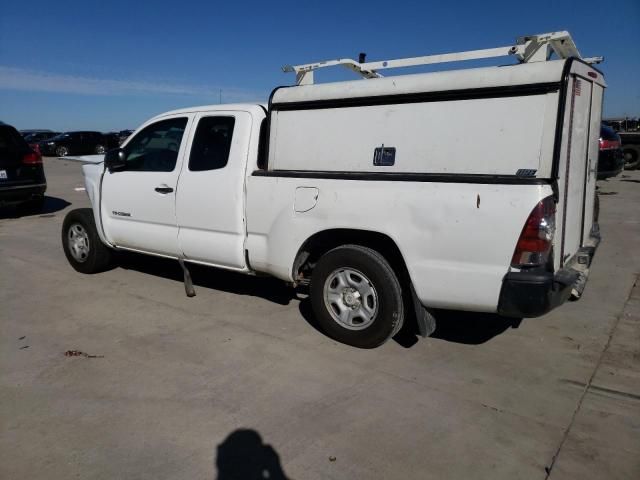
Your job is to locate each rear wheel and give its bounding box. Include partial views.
[95,144,106,154]
[310,245,404,348]
[62,208,113,273]
[56,146,68,157]
[623,147,639,170]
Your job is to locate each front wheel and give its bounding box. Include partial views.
[62,208,113,273]
[56,146,68,157]
[310,245,404,348]
[95,144,106,154]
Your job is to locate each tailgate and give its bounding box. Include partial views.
[554,61,605,270]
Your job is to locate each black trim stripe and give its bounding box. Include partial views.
[550,58,575,181]
[270,82,561,111]
[252,170,551,185]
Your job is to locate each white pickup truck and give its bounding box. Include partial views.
[61,32,604,348]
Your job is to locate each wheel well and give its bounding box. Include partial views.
[294,229,432,338]
[293,229,410,285]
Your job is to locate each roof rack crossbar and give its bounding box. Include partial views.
[283,31,603,85]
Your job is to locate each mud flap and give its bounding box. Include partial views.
[410,283,436,337]
[178,258,196,297]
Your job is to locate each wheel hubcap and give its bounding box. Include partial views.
[323,268,378,330]
[68,223,90,262]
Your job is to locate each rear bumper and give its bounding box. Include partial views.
[0,183,47,203]
[497,232,600,318]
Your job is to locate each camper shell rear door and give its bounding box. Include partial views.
[553,59,605,271]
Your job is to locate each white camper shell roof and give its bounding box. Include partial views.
[273,61,559,105]
[272,59,605,106]
[274,31,604,105]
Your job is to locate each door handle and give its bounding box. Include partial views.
[155,186,174,194]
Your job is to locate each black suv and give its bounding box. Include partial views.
[0,122,46,209]
[19,129,54,138]
[39,131,107,157]
[24,131,60,144]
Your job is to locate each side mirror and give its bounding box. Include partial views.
[104,148,127,173]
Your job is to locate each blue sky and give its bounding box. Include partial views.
[1,0,638,131]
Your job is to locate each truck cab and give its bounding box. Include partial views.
[85,105,265,270]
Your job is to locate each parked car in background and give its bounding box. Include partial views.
[118,130,134,145]
[19,129,54,138]
[0,122,46,210]
[24,131,60,144]
[39,131,107,157]
[597,125,624,180]
[619,132,640,170]
[102,132,122,150]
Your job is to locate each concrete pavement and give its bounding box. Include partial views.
[1,158,638,479]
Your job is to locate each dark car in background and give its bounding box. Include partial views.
[597,125,624,180]
[24,132,60,144]
[19,129,54,138]
[619,132,640,170]
[102,132,122,150]
[0,123,46,210]
[39,131,107,157]
[118,129,134,145]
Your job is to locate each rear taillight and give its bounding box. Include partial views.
[29,143,41,154]
[22,151,42,165]
[511,196,556,268]
[599,138,620,150]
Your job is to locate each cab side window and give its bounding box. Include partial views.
[188,117,235,171]
[123,118,188,172]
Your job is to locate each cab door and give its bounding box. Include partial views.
[100,114,192,256]
[175,111,251,269]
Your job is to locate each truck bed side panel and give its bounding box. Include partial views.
[246,176,552,312]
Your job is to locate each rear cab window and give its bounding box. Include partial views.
[188,117,235,171]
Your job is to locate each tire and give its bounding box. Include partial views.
[62,208,113,274]
[95,144,106,154]
[56,146,68,157]
[310,244,404,348]
[623,147,639,170]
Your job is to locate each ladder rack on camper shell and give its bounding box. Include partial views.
[283,31,603,85]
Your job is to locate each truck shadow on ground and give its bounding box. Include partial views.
[214,429,290,480]
[117,252,295,306]
[427,310,522,345]
[389,311,521,348]
[118,252,521,347]
[297,297,521,348]
[0,196,70,219]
